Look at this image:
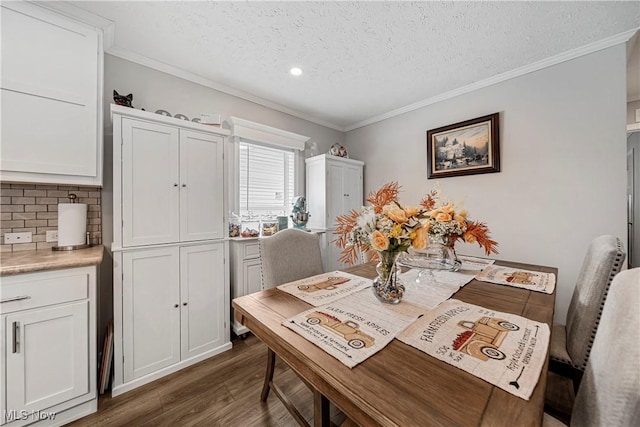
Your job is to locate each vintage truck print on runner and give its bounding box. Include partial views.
[505,271,538,285]
[297,276,350,293]
[452,317,520,361]
[305,311,375,349]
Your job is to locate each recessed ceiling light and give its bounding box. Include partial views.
[289,67,303,76]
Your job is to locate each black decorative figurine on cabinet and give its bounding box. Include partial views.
[113,90,133,108]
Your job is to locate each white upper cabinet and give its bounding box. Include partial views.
[113,106,228,249]
[0,2,103,186]
[305,154,364,231]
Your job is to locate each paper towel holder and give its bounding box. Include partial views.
[52,194,92,251]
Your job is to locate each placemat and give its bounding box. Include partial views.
[284,288,423,368]
[474,265,556,294]
[277,271,373,306]
[397,299,550,400]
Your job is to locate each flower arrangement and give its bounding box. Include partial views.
[420,189,498,255]
[335,182,498,265]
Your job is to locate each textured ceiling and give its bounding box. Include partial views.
[69,1,640,130]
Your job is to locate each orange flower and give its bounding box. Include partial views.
[453,214,467,225]
[370,230,390,251]
[435,212,452,222]
[404,205,420,218]
[412,226,428,250]
[383,204,408,223]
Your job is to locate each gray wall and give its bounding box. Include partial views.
[345,45,628,324]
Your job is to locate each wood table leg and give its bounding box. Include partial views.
[261,348,276,401]
[313,390,330,427]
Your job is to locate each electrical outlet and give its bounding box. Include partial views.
[46,230,59,243]
[4,232,33,244]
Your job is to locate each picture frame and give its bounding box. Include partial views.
[427,112,500,179]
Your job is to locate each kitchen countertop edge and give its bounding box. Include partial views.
[1,245,104,276]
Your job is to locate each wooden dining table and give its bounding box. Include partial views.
[232,259,557,427]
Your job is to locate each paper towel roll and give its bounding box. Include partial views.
[58,203,87,246]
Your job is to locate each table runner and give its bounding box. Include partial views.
[475,265,556,294]
[400,255,495,310]
[397,299,550,400]
[283,288,424,368]
[277,271,373,306]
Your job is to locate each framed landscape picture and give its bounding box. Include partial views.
[427,113,500,179]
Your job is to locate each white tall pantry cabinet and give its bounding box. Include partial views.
[111,106,231,396]
[305,155,364,271]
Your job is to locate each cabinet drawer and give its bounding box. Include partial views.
[243,243,260,260]
[0,268,91,314]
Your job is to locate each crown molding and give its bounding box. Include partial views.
[344,27,640,132]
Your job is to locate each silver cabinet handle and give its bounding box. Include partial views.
[12,322,19,353]
[173,183,178,187]
[182,302,188,306]
[181,184,187,188]
[1,295,31,304]
[174,304,179,308]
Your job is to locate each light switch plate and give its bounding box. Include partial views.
[46,230,59,242]
[4,232,33,244]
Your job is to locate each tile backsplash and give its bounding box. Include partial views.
[0,183,102,252]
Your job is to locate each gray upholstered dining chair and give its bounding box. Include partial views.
[549,235,625,387]
[543,268,639,427]
[258,228,324,422]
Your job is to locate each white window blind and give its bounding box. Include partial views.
[239,142,295,217]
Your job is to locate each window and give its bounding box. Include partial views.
[238,142,295,217]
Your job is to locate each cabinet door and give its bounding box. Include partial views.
[343,164,363,213]
[245,258,263,293]
[179,130,224,242]
[327,162,346,227]
[122,247,180,382]
[0,3,100,183]
[180,243,226,359]
[122,119,180,247]
[5,301,89,413]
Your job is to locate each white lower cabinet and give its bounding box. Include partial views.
[1,266,97,426]
[114,242,230,395]
[229,239,263,336]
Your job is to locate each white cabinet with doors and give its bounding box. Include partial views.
[112,106,231,396]
[229,238,263,336]
[306,154,364,270]
[118,243,228,385]
[0,266,97,426]
[0,2,104,186]
[114,109,225,248]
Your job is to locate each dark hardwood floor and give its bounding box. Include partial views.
[68,335,346,426]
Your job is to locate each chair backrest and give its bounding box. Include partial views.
[570,268,639,427]
[565,235,625,370]
[259,228,324,289]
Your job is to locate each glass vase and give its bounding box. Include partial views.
[372,250,405,304]
[427,234,461,271]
